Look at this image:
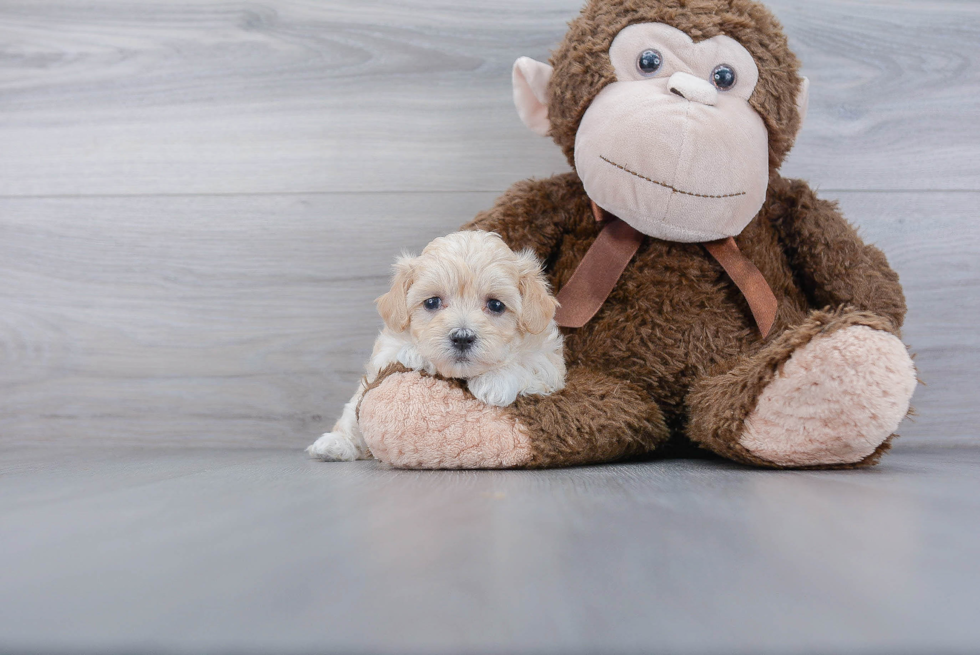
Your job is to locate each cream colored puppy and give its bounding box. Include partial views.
[307,230,566,462]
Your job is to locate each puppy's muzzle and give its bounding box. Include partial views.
[449,328,477,352]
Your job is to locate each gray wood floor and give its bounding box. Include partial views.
[1,1,979,653]
[2,446,979,655]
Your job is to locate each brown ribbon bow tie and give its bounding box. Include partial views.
[553,201,778,337]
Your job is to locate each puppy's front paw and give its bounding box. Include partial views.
[306,432,361,462]
[467,371,520,407]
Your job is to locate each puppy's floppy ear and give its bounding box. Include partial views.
[376,255,416,332]
[516,249,558,335]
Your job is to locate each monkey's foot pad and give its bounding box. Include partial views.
[740,325,917,466]
[359,371,532,469]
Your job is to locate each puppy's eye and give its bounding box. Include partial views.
[637,49,663,76]
[711,64,737,90]
[423,297,442,311]
[486,299,505,314]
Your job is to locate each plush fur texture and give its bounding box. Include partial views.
[356,0,916,470]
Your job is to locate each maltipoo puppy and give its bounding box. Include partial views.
[307,230,566,462]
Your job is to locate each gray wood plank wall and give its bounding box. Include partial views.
[1,0,978,449]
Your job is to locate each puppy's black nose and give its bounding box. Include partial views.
[449,328,477,351]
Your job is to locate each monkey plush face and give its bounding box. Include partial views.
[575,23,770,242]
[512,0,809,243]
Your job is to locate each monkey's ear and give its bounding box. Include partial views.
[512,57,553,137]
[795,76,810,138]
[375,255,416,333]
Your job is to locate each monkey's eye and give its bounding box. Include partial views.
[423,297,442,311]
[486,299,505,314]
[711,64,737,90]
[637,49,663,76]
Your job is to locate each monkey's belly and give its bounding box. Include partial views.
[557,244,784,420]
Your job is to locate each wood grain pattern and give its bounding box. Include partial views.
[0,0,978,196]
[0,0,976,449]
[0,192,490,447]
[1,191,975,448]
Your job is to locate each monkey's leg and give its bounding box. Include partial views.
[358,366,669,469]
[686,308,917,469]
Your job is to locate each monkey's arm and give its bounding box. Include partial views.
[462,172,588,263]
[768,177,907,329]
[357,365,669,469]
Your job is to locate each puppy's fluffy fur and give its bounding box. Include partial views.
[307,230,566,461]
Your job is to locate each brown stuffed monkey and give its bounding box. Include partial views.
[356,0,917,470]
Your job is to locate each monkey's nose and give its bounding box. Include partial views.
[668,72,718,106]
[449,328,477,351]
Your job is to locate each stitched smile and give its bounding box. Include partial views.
[599,155,746,199]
